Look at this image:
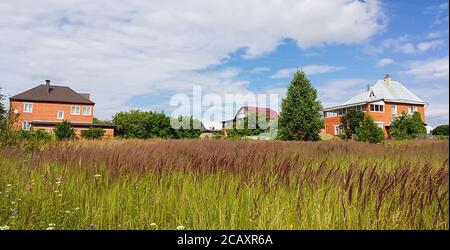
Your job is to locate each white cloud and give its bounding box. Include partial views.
[316,78,368,107]
[271,65,345,78]
[417,40,445,52]
[376,58,394,67]
[250,67,271,74]
[364,36,444,55]
[404,56,449,80]
[0,0,384,118]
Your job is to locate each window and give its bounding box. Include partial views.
[370,104,384,112]
[391,105,397,115]
[23,103,33,113]
[22,121,31,131]
[375,122,384,129]
[325,111,337,118]
[71,106,80,115]
[57,111,64,120]
[333,125,342,135]
[82,106,92,115]
[408,106,417,114]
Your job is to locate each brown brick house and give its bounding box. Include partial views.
[9,80,114,137]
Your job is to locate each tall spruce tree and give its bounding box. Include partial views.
[277,70,323,141]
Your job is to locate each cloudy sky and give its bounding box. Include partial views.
[1,0,448,127]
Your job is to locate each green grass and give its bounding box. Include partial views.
[0,139,448,230]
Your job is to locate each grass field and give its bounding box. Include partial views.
[0,139,448,230]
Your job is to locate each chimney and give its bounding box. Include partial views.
[384,74,392,85]
[45,80,51,92]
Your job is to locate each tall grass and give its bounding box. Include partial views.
[0,140,448,230]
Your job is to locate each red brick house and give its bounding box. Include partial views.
[323,74,427,137]
[9,80,114,137]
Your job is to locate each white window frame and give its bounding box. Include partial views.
[408,106,417,114]
[82,106,92,116]
[333,125,342,135]
[375,122,384,129]
[22,121,31,131]
[71,106,80,115]
[391,105,397,115]
[57,111,64,120]
[23,103,33,113]
[370,104,384,113]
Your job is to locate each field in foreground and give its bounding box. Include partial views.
[0,140,448,230]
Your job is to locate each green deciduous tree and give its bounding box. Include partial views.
[390,112,426,139]
[356,116,384,144]
[432,125,449,136]
[54,121,75,140]
[113,110,201,139]
[339,109,365,139]
[277,70,323,141]
[0,88,6,130]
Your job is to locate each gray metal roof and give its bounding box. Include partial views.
[324,78,426,111]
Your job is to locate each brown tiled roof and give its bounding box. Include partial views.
[10,83,94,105]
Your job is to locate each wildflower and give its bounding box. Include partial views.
[94,174,101,178]
[54,190,59,193]
[6,184,12,187]
[48,223,56,227]
[65,210,71,214]
[46,227,54,230]
[176,225,185,230]
[11,201,16,205]
[74,207,80,211]
[56,181,61,185]
[58,194,63,197]
[0,225,10,230]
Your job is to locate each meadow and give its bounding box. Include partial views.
[0,139,448,230]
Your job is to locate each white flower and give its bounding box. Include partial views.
[176,225,185,230]
[94,174,101,178]
[65,210,71,214]
[56,181,61,185]
[0,225,10,230]
[6,184,12,187]
[150,223,157,227]
[74,207,80,211]
[54,190,59,193]
[46,227,54,230]
[48,223,56,227]
[58,194,63,197]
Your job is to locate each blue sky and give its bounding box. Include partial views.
[1,0,448,127]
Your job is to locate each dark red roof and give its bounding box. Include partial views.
[242,106,279,120]
[10,83,94,105]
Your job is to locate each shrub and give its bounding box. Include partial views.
[81,127,106,139]
[54,121,75,140]
[356,116,384,144]
[390,112,426,139]
[339,109,365,139]
[432,125,449,136]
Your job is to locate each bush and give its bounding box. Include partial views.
[390,112,426,139]
[54,121,75,140]
[81,127,106,139]
[339,109,365,139]
[356,116,384,144]
[432,125,449,136]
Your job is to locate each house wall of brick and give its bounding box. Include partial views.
[323,102,426,137]
[9,100,94,129]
